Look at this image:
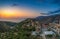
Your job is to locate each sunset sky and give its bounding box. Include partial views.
[0,0,60,22]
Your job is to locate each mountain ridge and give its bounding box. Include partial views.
[35,14,60,24]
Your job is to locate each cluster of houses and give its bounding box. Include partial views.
[30,19,60,39]
[21,19,60,39]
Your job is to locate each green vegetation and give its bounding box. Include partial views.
[0,19,36,39]
[0,18,60,39]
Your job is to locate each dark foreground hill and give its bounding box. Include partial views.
[0,21,17,32]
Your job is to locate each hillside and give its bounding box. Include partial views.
[0,21,17,32]
[0,14,60,32]
[0,14,60,39]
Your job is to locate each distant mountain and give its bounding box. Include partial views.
[35,14,60,24]
[0,21,17,26]
[0,21,17,32]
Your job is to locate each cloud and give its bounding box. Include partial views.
[49,9,60,14]
[12,4,18,7]
[40,9,60,15]
[40,13,47,15]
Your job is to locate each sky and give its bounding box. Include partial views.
[0,0,60,22]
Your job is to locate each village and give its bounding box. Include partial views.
[21,19,60,39]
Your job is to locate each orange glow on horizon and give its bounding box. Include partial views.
[0,8,19,18]
[0,7,40,19]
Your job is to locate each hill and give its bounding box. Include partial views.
[0,21,17,32]
[35,14,60,24]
